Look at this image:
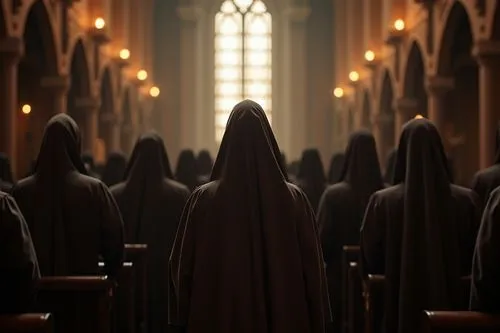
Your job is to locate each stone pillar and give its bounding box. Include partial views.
[100,112,121,153]
[177,6,204,151]
[40,75,70,115]
[0,37,23,175]
[473,41,500,169]
[286,6,310,158]
[426,75,454,134]
[75,97,100,154]
[371,112,384,158]
[394,97,419,142]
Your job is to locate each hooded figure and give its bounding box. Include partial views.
[317,131,384,332]
[0,153,14,192]
[0,191,40,314]
[169,100,331,333]
[81,152,99,179]
[175,150,200,192]
[12,114,124,277]
[471,126,500,211]
[296,149,327,212]
[327,153,345,185]
[101,152,128,187]
[360,119,480,333]
[196,150,214,185]
[383,149,397,186]
[111,133,190,333]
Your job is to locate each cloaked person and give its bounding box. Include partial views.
[175,149,200,192]
[12,114,124,277]
[360,118,480,333]
[317,130,384,332]
[169,100,331,333]
[296,149,327,212]
[110,132,190,333]
[471,126,500,211]
[327,153,345,185]
[0,191,40,313]
[101,152,128,188]
[0,153,14,192]
[196,150,213,185]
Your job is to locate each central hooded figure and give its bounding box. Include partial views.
[168,100,331,333]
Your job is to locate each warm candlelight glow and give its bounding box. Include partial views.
[94,17,106,30]
[149,86,160,98]
[349,71,360,82]
[22,104,31,115]
[137,70,148,81]
[365,50,375,62]
[119,49,130,60]
[414,114,424,119]
[333,87,344,98]
[394,19,405,31]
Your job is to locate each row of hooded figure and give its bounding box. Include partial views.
[1,99,500,333]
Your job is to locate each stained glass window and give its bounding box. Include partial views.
[214,0,272,143]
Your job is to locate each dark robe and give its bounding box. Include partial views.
[101,152,127,187]
[317,131,384,332]
[110,133,190,333]
[81,152,100,179]
[360,119,480,333]
[470,185,500,312]
[383,149,397,186]
[0,191,40,314]
[296,149,327,212]
[196,150,213,185]
[12,114,124,277]
[169,100,331,333]
[175,150,199,192]
[471,127,500,211]
[327,153,345,184]
[0,153,13,192]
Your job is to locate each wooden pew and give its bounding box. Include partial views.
[124,244,148,333]
[0,313,53,333]
[362,276,472,333]
[421,311,500,333]
[341,245,362,333]
[35,276,113,333]
[99,262,136,333]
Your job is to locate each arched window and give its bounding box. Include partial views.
[214,0,272,142]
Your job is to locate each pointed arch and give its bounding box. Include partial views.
[69,39,91,98]
[379,69,396,160]
[403,41,427,117]
[436,1,474,76]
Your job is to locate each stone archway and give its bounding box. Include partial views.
[120,88,134,154]
[361,91,372,131]
[17,0,59,175]
[98,68,116,156]
[437,1,478,185]
[378,70,396,167]
[403,41,427,118]
[67,39,92,151]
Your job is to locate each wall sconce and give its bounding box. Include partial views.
[348,71,360,87]
[364,50,375,62]
[364,50,380,71]
[414,114,425,119]
[89,17,110,44]
[149,86,160,98]
[386,19,406,46]
[333,87,344,99]
[133,69,148,86]
[21,104,31,115]
[114,48,131,68]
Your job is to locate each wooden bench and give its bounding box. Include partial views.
[421,311,500,333]
[99,262,136,333]
[0,313,53,333]
[124,244,148,333]
[341,245,360,333]
[35,276,113,333]
[362,276,472,333]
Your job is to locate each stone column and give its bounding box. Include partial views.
[285,6,311,158]
[371,112,384,159]
[40,75,70,115]
[473,40,500,169]
[0,37,23,175]
[75,97,100,154]
[426,75,454,134]
[394,97,419,142]
[177,6,204,151]
[100,112,121,153]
